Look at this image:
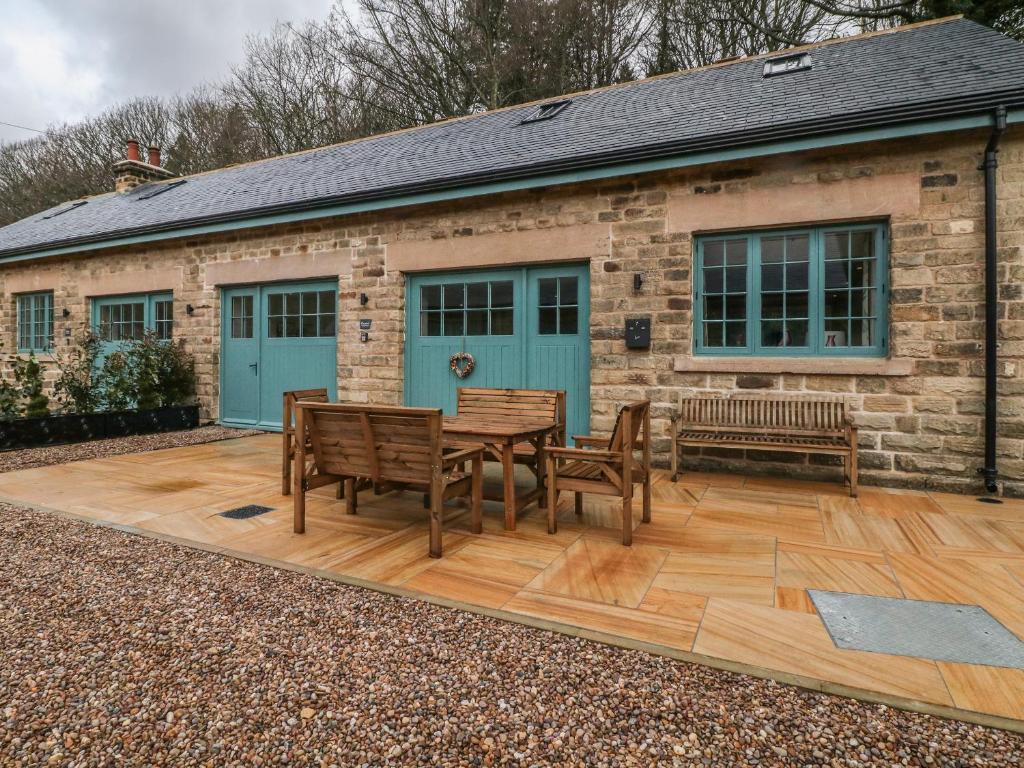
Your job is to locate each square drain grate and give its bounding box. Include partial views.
[220,504,274,520]
[809,590,1024,669]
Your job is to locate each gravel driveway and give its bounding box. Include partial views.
[0,503,1019,767]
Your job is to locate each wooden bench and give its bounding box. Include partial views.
[454,387,566,467]
[670,392,858,496]
[282,388,330,496]
[545,401,652,546]
[292,403,484,558]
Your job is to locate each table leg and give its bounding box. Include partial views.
[535,436,547,510]
[501,442,516,531]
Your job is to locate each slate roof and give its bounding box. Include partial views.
[1,17,1022,260]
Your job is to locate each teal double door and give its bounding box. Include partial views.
[221,280,338,429]
[405,264,591,441]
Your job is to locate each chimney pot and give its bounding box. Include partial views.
[147,145,161,167]
[126,139,140,162]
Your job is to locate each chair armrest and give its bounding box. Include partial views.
[442,447,485,468]
[547,446,622,462]
[572,435,607,447]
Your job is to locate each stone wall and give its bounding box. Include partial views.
[2,126,1021,495]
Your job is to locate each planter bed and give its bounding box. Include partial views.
[0,405,200,451]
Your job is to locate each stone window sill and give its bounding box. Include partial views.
[673,356,914,376]
[13,352,56,363]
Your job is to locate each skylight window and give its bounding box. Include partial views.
[41,200,87,220]
[763,52,812,78]
[136,179,187,200]
[521,99,571,124]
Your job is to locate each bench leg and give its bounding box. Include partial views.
[345,478,357,514]
[622,495,633,547]
[283,439,292,496]
[642,474,651,524]
[849,448,858,498]
[670,431,678,482]
[470,456,483,534]
[574,492,583,516]
[429,492,443,559]
[547,454,558,534]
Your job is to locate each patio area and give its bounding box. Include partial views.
[1,432,1023,728]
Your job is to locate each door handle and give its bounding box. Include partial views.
[249,362,258,375]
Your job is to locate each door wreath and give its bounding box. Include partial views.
[449,351,475,379]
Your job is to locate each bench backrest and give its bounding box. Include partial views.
[297,403,443,486]
[677,392,849,437]
[457,387,566,445]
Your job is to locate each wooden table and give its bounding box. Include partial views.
[443,415,557,531]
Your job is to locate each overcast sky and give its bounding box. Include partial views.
[0,0,334,144]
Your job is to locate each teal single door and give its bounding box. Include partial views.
[405,264,590,440]
[220,280,338,430]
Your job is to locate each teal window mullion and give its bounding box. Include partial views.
[749,234,760,355]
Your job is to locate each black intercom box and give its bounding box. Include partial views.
[625,317,651,349]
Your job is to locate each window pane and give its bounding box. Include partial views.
[725,322,746,347]
[761,293,783,319]
[704,295,723,321]
[703,241,724,267]
[761,238,784,263]
[559,277,578,306]
[538,278,558,307]
[787,320,808,347]
[269,294,283,315]
[302,292,317,315]
[443,284,464,310]
[761,264,784,292]
[285,293,300,315]
[850,290,873,318]
[788,261,809,291]
[466,310,489,335]
[319,314,336,337]
[421,285,441,310]
[787,235,809,262]
[301,315,317,337]
[467,283,489,309]
[268,317,283,338]
[491,281,513,308]
[761,320,784,347]
[443,311,463,336]
[850,260,874,289]
[285,315,300,337]
[850,230,873,259]
[850,318,874,346]
[538,307,558,334]
[725,294,745,320]
[490,309,513,335]
[231,318,243,338]
[559,306,578,335]
[421,311,441,336]
[133,303,144,322]
[825,232,848,260]
[788,292,809,319]
[704,322,723,347]
[824,319,847,347]
[825,291,849,317]
[725,240,747,265]
[824,261,849,289]
[726,266,745,293]
[703,268,723,293]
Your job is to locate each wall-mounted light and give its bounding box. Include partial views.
[359,293,369,306]
[186,304,195,316]
[62,308,71,318]
[633,273,643,293]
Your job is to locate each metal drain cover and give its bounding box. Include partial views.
[220,504,274,520]
[809,590,1024,669]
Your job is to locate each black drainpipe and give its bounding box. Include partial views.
[981,105,1007,495]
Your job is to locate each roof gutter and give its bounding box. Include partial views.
[980,105,1007,495]
[2,95,1023,263]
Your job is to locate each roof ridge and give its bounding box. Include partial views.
[167,15,969,185]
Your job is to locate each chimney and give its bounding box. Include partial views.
[113,138,174,193]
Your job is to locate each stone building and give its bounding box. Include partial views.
[1,18,1022,495]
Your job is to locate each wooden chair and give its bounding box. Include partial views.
[282,388,330,496]
[545,401,651,546]
[292,403,484,558]
[455,387,566,464]
[671,392,858,496]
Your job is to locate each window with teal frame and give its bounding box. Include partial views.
[17,291,53,353]
[92,292,173,344]
[694,223,888,357]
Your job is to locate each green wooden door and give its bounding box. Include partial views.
[405,264,590,440]
[220,280,338,429]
